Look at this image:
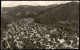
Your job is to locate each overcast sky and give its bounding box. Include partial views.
[1,1,79,7]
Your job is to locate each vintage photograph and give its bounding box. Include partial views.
[1,1,79,49]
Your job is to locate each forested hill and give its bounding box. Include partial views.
[35,2,79,24]
[1,4,57,28]
[1,2,79,28]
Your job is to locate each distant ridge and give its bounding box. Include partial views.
[35,2,79,24]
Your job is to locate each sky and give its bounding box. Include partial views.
[1,1,79,7]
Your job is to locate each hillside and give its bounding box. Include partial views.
[1,4,58,29]
[2,5,45,19]
[35,2,79,24]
